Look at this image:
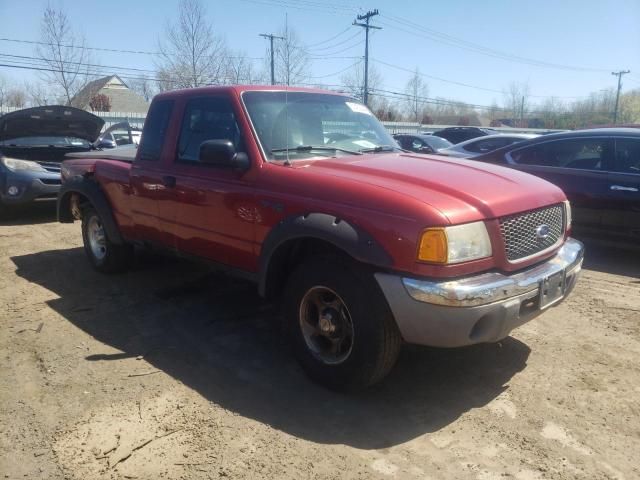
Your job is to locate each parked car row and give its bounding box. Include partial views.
[473,128,640,246]
[393,132,538,158]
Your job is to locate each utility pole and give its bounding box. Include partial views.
[353,9,381,107]
[611,70,630,124]
[259,33,285,85]
[520,95,525,127]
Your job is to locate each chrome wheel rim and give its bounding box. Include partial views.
[87,216,107,261]
[299,286,354,365]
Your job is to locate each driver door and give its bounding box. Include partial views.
[163,96,257,272]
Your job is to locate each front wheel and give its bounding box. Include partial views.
[81,206,132,273]
[284,256,402,391]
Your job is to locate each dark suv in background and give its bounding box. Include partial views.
[432,126,497,144]
[0,106,103,211]
[474,128,640,245]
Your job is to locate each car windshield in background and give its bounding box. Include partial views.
[242,91,398,162]
[0,136,91,148]
[424,135,452,149]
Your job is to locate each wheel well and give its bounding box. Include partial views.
[262,237,354,300]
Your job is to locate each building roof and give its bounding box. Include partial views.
[71,75,149,114]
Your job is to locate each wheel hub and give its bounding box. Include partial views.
[298,286,354,365]
[319,310,337,334]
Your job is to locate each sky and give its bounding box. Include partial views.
[1,0,639,109]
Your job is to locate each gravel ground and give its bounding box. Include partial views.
[1,204,639,480]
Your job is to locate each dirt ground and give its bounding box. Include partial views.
[1,204,639,480]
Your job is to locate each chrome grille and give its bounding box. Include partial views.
[500,204,564,261]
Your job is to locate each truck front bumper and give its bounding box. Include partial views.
[375,238,584,348]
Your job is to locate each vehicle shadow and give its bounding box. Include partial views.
[11,247,531,449]
[581,239,640,279]
[0,202,57,226]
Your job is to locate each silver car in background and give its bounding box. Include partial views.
[437,133,538,158]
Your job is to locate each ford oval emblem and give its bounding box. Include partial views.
[536,224,551,240]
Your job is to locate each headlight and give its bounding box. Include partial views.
[1,157,47,172]
[563,200,572,231]
[418,221,492,264]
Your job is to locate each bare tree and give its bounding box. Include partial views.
[274,23,309,86]
[6,88,27,108]
[226,52,256,84]
[157,0,227,88]
[35,5,91,105]
[618,89,640,123]
[340,63,382,104]
[537,96,565,128]
[130,75,156,102]
[403,68,429,122]
[0,75,7,108]
[24,81,52,106]
[503,81,531,126]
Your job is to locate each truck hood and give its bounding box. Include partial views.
[300,153,566,223]
[0,105,104,143]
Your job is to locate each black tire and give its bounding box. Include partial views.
[81,206,132,273]
[283,256,402,392]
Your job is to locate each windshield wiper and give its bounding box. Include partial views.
[271,145,362,156]
[359,145,397,153]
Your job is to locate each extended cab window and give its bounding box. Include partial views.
[177,97,244,163]
[138,99,174,161]
[614,138,640,174]
[511,138,607,170]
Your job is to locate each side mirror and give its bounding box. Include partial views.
[199,140,250,171]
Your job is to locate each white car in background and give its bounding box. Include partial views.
[437,133,539,158]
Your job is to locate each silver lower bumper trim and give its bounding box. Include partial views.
[402,238,584,307]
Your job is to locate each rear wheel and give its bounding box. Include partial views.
[284,256,402,391]
[81,206,132,273]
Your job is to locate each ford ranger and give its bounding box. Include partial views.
[57,86,584,391]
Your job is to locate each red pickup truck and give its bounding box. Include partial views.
[58,86,584,391]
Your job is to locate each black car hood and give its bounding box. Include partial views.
[0,105,105,143]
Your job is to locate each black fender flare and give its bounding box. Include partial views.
[258,213,393,297]
[57,176,124,245]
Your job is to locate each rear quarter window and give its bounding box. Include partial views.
[138,99,174,161]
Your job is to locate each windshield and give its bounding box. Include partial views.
[424,135,452,149]
[242,91,398,161]
[0,136,91,148]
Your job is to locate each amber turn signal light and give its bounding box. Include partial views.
[417,229,448,263]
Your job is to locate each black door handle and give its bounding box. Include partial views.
[162,175,176,188]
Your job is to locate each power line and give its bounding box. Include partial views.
[305,39,365,57]
[0,52,158,75]
[305,26,353,48]
[232,0,357,15]
[372,58,589,99]
[0,62,263,87]
[307,60,362,79]
[0,37,263,60]
[379,14,612,74]
[305,30,361,53]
